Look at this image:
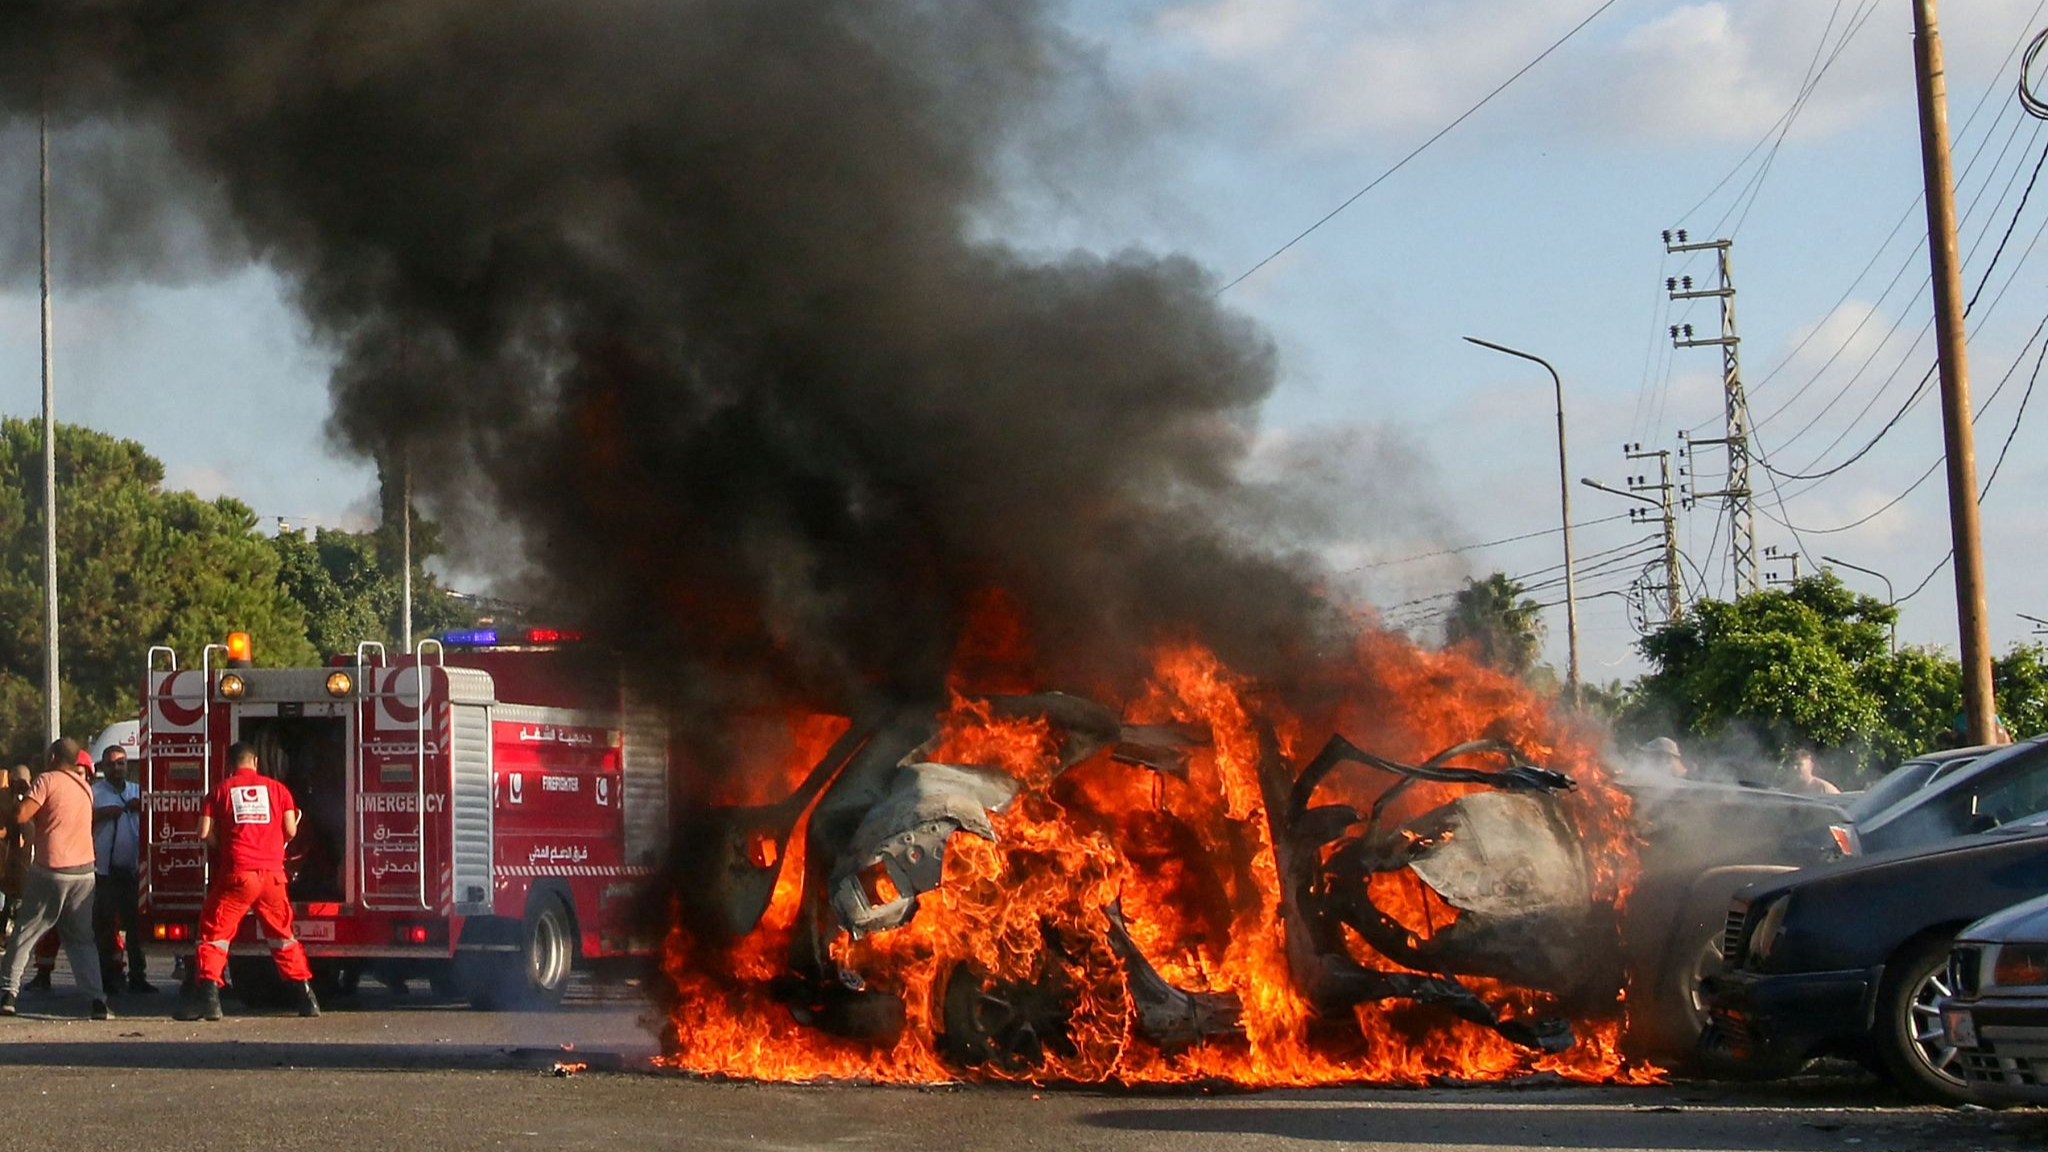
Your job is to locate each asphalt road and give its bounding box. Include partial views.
[3,966,2042,1152]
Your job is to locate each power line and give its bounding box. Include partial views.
[1215,0,1625,295]
[1759,135,2048,483]
[1677,0,2048,440]
[1673,0,1864,231]
[1347,512,1631,573]
[1717,0,1884,240]
[1758,313,2048,536]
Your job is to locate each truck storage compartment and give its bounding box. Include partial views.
[240,714,348,902]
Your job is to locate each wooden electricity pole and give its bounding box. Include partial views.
[1913,0,1996,743]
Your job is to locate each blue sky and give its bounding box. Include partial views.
[4,0,2048,680]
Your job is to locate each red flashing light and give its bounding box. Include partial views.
[152,923,192,942]
[524,628,583,644]
[403,925,430,945]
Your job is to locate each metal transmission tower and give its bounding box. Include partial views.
[1580,443,1682,629]
[1663,230,1758,595]
[1626,444,1682,622]
[1763,544,1804,587]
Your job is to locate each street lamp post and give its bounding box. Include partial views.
[40,106,60,745]
[1821,554,1897,653]
[1465,336,1579,707]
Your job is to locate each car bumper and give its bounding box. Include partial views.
[1701,966,1878,1071]
[1945,997,2048,1104]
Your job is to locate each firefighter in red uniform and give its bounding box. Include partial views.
[174,742,319,1020]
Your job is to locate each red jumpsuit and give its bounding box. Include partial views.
[194,769,311,987]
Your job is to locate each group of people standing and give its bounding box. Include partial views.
[0,736,317,1021]
[0,737,149,1018]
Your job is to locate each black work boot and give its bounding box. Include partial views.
[174,981,223,1022]
[27,969,50,992]
[0,990,15,1016]
[296,980,321,1018]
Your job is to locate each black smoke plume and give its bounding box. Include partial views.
[2,1,1340,722]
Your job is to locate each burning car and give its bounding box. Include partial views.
[659,641,1655,1086]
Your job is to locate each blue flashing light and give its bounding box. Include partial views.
[441,629,500,646]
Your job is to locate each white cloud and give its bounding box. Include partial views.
[1147,0,2048,149]
[1155,0,1316,61]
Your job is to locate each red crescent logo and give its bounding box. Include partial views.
[380,668,422,726]
[155,671,205,727]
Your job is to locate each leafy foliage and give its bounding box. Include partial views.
[0,421,478,766]
[1624,573,2048,783]
[0,420,315,764]
[271,524,474,658]
[1443,572,1546,679]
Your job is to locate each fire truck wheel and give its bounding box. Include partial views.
[470,895,576,1010]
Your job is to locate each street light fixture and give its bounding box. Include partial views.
[1465,336,1579,707]
[1820,555,1897,653]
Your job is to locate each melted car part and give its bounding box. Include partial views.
[676,722,879,941]
[1266,730,1584,1052]
[1102,901,1244,1050]
[1403,791,1590,920]
[828,762,1021,936]
[937,961,1077,1072]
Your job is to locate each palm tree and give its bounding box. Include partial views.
[1443,572,1546,678]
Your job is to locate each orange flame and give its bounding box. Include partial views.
[658,618,1656,1087]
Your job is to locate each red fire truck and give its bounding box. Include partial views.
[137,631,670,1006]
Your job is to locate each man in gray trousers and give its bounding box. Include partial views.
[0,738,109,1019]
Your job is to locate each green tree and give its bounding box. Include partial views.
[1627,575,1893,762]
[1444,572,1546,678]
[271,524,476,657]
[1617,574,2048,781]
[0,420,317,763]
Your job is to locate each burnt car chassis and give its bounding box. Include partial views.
[676,693,1605,1070]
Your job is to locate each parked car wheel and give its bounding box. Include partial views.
[1872,934,1972,1102]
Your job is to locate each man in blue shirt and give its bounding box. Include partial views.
[91,746,151,993]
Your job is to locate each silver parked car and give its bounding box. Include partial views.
[1941,892,2048,1105]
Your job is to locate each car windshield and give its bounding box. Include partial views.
[1846,759,1942,821]
[1856,740,2048,853]
[1969,756,2048,827]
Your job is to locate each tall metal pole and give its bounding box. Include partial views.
[39,106,60,745]
[400,451,413,652]
[1665,235,1756,594]
[1821,555,1897,653]
[1465,337,1579,706]
[1913,0,1996,743]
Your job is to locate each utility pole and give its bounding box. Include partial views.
[400,451,413,653]
[1663,231,1758,596]
[1913,0,1995,744]
[1583,444,1684,626]
[1628,443,1683,622]
[1764,544,1803,587]
[40,105,60,746]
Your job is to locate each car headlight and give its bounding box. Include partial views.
[1747,895,1793,968]
[1991,943,2048,989]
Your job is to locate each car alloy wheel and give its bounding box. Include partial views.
[1905,962,1964,1086]
[1874,934,1974,1102]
